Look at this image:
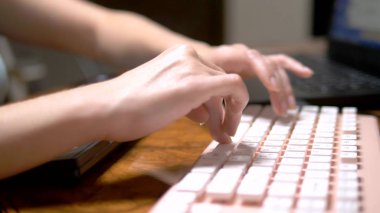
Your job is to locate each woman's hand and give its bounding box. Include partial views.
[199,44,313,116]
[96,45,249,143]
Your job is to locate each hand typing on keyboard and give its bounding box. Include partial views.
[86,44,313,144]
[0,0,315,180]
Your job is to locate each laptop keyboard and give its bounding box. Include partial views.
[151,105,380,213]
[290,56,380,94]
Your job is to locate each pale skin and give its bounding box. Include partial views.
[0,0,313,179]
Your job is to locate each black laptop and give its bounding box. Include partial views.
[246,0,380,108]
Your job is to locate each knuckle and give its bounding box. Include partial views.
[274,54,290,62]
[232,43,249,50]
[227,73,243,84]
[177,44,197,57]
[171,45,199,66]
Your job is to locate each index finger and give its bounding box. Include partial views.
[268,54,314,78]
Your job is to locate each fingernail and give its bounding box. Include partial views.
[303,66,314,74]
[219,133,232,144]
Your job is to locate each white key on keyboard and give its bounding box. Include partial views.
[307,162,331,171]
[273,173,300,182]
[191,157,223,173]
[153,191,197,213]
[297,198,327,211]
[176,172,212,192]
[205,169,243,200]
[300,179,329,198]
[237,173,270,202]
[263,197,294,211]
[231,122,251,143]
[268,181,298,197]
[277,165,302,174]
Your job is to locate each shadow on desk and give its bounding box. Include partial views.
[0,145,185,212]
[0,118,210,212]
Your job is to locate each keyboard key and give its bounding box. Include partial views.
[312,144,334,149]
[337,188,359,200]
[283,151,306,158]
[263,140,284,146]
[297,198,327,211]
[300,179,329,198]
[280,158,304,166]
[313,137,334,144]
[176,172,211,192]
[153,191,197,213]
[263,197,293,210]
[339,164,358,171]
[261,146,282,153]
[304,170,330,179]
[237,173,270,202]
[307,162,331,171]
[342,107,357,114]
[248,165,273,175]
[192,158,222,173]
[251,159,276,168]
[277,165,302,174]
[340,152,358,164]
[206,169,242,200]
[266,135,287,141]
[308,156,332,163]
[338,171,359,180]
[340,145,358,152]
[268,182,297,197]
[310,149,333,156]
[232,122,251,143]
[273,173,300,182]
[288,139,309,146]
[341,134,357,140]
[336,200,359,213]
[286,145,308,152]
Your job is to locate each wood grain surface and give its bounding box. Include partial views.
[0,118,211,213]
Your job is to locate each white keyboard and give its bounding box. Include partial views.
[151,105,380,213]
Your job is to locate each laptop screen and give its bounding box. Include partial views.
[330,0,380,50]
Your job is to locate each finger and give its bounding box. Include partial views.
[278,69,297,109]
[201,74,249,140]
[268,54,313,77]
[204,97,231,144]
[269,91,284,116]
[246,49,280,92]
[187,105,209,123]
[223,96,243,136]
[267,66,287,116]
[268,67,296,116]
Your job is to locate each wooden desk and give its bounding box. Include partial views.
[0,118,212,213]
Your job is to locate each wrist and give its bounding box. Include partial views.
[60,84,110,143]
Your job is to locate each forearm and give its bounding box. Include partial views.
[0,0,211,68]
[0,85,105,179]
[93,10,211,67]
